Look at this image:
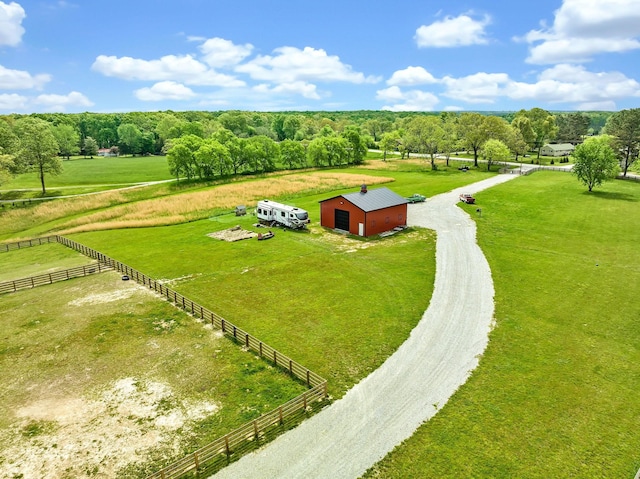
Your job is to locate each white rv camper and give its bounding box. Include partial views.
[256,200,310,229]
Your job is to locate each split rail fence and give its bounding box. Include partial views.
[0,262,113,294]
[1,235,328,478]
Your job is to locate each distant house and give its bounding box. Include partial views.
[540,143,575,157]
[98,148,117,157]
[319,185,408,237]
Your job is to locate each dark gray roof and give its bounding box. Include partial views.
[340,187,408,212]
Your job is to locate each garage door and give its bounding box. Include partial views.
[335,209,350,231]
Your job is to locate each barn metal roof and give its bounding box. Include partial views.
[339,187,408,212]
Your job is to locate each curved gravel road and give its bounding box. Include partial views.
[212,174,518,479]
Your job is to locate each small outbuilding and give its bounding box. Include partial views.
[319,185,408,237]
[540,143,575,157]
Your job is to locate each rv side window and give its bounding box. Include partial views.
[281,211,285,217]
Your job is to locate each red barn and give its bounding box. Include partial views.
[319,185,408,237]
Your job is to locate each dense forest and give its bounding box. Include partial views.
[1,108,638,189]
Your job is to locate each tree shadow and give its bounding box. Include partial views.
[583,190,638,202]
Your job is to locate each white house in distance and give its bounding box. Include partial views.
[540,143,575,157]
[97,148,117,157]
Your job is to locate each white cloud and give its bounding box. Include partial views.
[0,92,27,110]
[0,1,25,46]
[415,13,491,48]
[442,72,511,103]
[91,54,245,87]
[253,81,321,100]
[506,64,640,105]
[198,37,253,68]
[387,66,438,86]
[523,0,640,64]
[33,91,93,111]
[0,64,51,90]
[376,86,439,111]
[135,81,196,101]
[379,61,640,110]
[236,46,380,84]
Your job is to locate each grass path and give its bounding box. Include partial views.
[211,174,517,478]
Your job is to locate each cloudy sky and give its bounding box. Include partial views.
[1,0,639,113]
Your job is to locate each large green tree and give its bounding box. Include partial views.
[571,135,619,191]
[406,116,444,170]
[117,123,143,156]
[52,123,80,160]
[14,117,61,194]
[280,140,306,169]
[458,113,486,167]
[341,125,368,166]
[515,108,558,158]
[556,112,590,144]
[482,139,511,171]
[195,139,230,178]
[83,137,99,158]
[0,120,18,184]
[246,136,278,173]
[605,108,640,177]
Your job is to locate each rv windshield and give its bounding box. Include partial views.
[295,212,308,220]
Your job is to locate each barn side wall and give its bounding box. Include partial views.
[364,204,407,236]
[320,197,407,237]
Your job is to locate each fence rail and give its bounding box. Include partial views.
[0,262,113,294]
[147,383,327,479]
[0,235,59,253]
[48,235,328,478]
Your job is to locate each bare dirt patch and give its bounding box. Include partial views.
[0,377,218,479]
[207,225,258,242]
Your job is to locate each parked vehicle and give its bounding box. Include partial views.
[256,200,310,229]
[459,193,476,204]
[406,193,426,203]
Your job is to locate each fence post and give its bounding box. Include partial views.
[273,350,277,366]
[306,370,310,387]
[194,451,200,471]
[245,333,249,348]
[225,435,231,461]
[253,419,259,441]
[279,405,283,425]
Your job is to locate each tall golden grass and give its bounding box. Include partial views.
[50,172,393,234]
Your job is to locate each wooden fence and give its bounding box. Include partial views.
[0,262,113,295]
[0,235,59,253]
[49,235,328,478]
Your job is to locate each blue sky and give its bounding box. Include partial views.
[1,0,639,113]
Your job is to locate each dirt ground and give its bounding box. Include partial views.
[207,226,257,242]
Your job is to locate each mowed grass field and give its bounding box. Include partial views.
[365,172,640,478]
[2,155,638,478]
[0,242,94,282]
[1,155,173,189]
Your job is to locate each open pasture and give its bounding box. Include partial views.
[365,172,640,478]
[0,269,307,478]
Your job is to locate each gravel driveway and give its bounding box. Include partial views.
[212,174,518,479]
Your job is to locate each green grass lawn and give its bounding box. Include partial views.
[68,217,437,397]
[0,242,94,282]
[1,155,173,191]
[364,172,640,478]
[4,160,635,477]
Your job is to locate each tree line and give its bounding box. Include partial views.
[0,109,638,192]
